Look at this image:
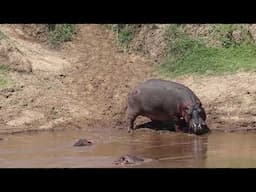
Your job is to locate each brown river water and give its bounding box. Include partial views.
[0,127,256,168]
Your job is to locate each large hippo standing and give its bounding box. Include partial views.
[126,79,209,135]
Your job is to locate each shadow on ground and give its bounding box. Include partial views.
[135,121,176,131]
[135,120,210,135]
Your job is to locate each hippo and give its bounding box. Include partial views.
[126,79,209,135]
[114,155,144,165]
[73,139,93,147]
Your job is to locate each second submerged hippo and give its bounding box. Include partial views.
[73,139,93,147]
[126,79,209,135]
[114,155,144,165]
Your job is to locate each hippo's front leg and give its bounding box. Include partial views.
[175,119,188,133]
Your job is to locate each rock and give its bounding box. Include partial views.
[20,24,48,42]
[38,117,71,130]
[0,39,32,73]
[249,24,256,41]
[6,110,44,127]
[1,87,15,93]
[232,29,242,43]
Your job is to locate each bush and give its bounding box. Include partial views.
[110,24,138,48]
[209,24,254,48]
[48,24,76,47]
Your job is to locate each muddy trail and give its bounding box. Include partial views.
[0,24,256,135]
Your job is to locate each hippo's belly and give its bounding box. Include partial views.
[141,111,178,121]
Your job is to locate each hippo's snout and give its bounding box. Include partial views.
[190,119,209,135]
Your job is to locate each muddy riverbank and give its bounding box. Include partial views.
[0,24,256,135]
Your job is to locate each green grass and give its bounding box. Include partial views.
[0,64,9,87]
[0,75,8,87]
[0,31,8,40]
[0,32,10,87]
[48,24,76,47]
[159,25,256,77]
[110,24,138,48]
[118,25,134,48]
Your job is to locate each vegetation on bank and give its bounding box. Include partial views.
[0,31,9,87]
[0,30,7,40]
[160,24,256,77]
[109,24,256,77]
[47,24,76,47]
[108,24,138,48]
[0,64,9,87]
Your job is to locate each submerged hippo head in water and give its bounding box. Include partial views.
[114,155,144,165]
[126,79,209,135]
[73,139,93,147]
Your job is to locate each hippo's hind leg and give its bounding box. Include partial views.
[128,114,138,133]
[126,107,139,133]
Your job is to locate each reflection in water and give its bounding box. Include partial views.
[0,128,256,168]
[205,132,256,168]
[130,131,208,168]
[130,132,208,159]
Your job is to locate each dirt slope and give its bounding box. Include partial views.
[0,24,154,134]
[59,25,154,127]
[0,24,255,134]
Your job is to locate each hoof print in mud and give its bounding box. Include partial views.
[114,155,144,165]
[73,139,93,147]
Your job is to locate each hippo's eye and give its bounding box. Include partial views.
[186,108,192,115]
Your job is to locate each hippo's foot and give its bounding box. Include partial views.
[73,139,93,147]
[114,155,144,165]
[175,123,184,133]
[128,127,135,133]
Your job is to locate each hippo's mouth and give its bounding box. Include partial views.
[188,120,209,135]
[191,124,209,135]
[194,126,210,135]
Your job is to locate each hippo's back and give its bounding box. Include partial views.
[135,79,200,103]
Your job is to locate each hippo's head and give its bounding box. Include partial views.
[184,104,209,135]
